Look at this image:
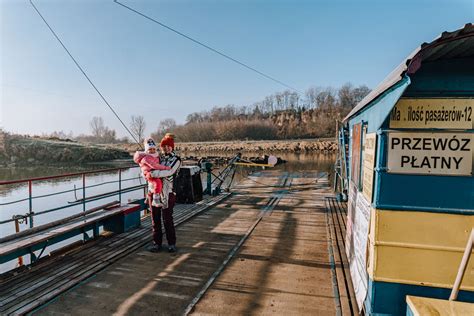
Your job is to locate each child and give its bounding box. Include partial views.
[133,137,170,206]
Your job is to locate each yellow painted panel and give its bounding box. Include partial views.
[367,207,377,278]
[376,210,473,249]
[375,245,474,290]
[368,209,474,289]
[407,296,474,316]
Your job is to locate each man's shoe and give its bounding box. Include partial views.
[148,244,162,253]
[168,245,177,253]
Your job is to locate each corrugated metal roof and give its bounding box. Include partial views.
[343,23,474,122]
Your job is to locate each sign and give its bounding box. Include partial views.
[351,124,362,187]
[387,132,473,176]
[362,133,377,202]
[345,182,357,259]
[345,183,371,311]
[389,98,474,129]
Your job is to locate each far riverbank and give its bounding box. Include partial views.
[119,138,337,153]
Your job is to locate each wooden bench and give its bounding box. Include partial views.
[406,295,474,315]
[0,201,144,265]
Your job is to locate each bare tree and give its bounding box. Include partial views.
[130,115,146,143]
[102,127,117,143]
[151,118,177,141]
[352,85,371,107]
[305,87,320,109]
[338,83,354,108]
[158,118,177,134]
[90,116,104,138]
[337,83,371,109]
[316,88,336,109]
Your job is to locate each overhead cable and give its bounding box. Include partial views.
[114,0,302,94]
[30,0,142,147]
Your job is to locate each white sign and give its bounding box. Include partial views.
[345,182,357,259]
[387,132,473,176]
[345,183,371,311]
[362,133,377,202]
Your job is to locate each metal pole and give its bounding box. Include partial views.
[207,170,212,195]
[28,180,35,263]
[28,180,33,228]
[450,228,474,301]
[82,173,87,241]
[14,218,24,266]
[82,174,86,213]
[118,169,122,204]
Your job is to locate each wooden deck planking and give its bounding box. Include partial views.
[326,197,358,315]
[0,194,229,314]
[2,202,215,313]
[0,200,210,304]
[0,195,225,294]
[190,172,341,315]
[1,172,358,315]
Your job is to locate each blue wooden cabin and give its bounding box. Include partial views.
[340,24,474,315]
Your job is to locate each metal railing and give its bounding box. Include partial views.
[0,166,146,235]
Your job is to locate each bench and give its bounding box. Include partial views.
[406,295,474,315]
[0,201,145,265]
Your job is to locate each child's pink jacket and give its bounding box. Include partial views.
[133,151,169,174]
[133,151,170,194]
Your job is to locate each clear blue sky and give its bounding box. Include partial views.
[1,0,473,137]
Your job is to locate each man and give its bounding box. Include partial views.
[148,133,181,253]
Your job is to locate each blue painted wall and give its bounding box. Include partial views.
[376,172,474,213]
[404,58,474,97]
[374,57,474,213]
[347,56,474,315]
[365,278,474,316]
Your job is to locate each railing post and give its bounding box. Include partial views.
[28,180,33,228]
[119,169,122,204]
[82,174,86,213]
[14,218,24,266]
[82,173,87,242]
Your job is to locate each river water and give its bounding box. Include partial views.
[0,152,335,272]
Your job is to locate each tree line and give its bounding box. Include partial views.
[152,83,370,141]
[37,83,369,143]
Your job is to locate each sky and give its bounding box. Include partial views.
[1,0,473,138]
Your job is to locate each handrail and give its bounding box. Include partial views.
[0,175,143,206]
[449,228,474,301]
[0,165,137,186]
[0,165,148,267]
[0,166,145,227]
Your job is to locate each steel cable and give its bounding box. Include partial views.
[29,0,142,147]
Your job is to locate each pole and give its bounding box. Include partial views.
[28,181,33,228]
[118,169,122,204]
[82,174,86,213]
[450,229,474,301]
[14,218,24,266]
